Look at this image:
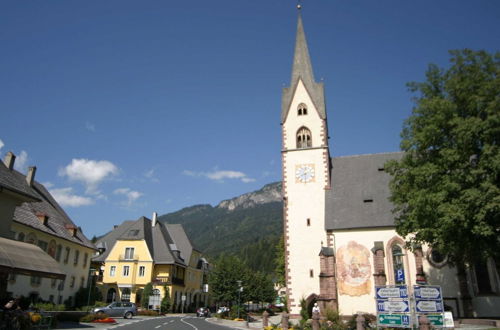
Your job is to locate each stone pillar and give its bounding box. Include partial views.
[419,314,430,330]
[356,314,365,330]
[371,241,386,286]
[319,247,338,311]
[414,246,426,284]
[312,312,320,330]
[262,310,269,327]
[281,313,289,330]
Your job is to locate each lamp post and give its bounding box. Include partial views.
[86,268,96,311]
[237,280,242,319]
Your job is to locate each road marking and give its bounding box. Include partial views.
[155,325,162,329]
[181,317,198,330]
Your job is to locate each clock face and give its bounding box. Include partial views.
[295,164,315,183]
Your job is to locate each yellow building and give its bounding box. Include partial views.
[93,213,208,312]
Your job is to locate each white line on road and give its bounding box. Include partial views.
[181,317,198,330]
[155,325,162,328]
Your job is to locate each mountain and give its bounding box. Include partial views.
[157,182,283,274]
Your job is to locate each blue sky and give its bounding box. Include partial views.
[1,1,499,238]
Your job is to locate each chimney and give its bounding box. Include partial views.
[36,212,49,226]
[4,152,16,170]
[65,224,77,237]
[26,166,37,186]
[152,212,158,227]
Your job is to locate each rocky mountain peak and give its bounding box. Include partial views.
[217,182,282,211]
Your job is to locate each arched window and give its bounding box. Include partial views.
[26,233,37,245]
[297,103,308,116]
[297,127,312,148]
[392,244,406,284]
[48,240,57,258]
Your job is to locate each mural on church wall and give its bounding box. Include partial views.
[337,241,372,296]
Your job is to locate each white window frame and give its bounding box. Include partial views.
[139,266,145,277]
[110,266,116,277]
[125,247,135,260]
[123,265,130,276]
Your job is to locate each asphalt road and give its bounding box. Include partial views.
[104,315,241,330]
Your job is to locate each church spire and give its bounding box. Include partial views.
[281,10,326,123]
[291,11,316,91]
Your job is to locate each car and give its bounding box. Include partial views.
[93,302,137,319]
[217,306,229,314]
[196,307,210,317]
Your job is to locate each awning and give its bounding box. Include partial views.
[0,237,66,279]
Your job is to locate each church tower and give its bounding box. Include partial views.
[281,8,331,316]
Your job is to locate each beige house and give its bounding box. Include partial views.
[281,12,500,319]
[93,214,208,312]
[1,152,96,305]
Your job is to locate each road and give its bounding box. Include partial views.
[104,315,242,330]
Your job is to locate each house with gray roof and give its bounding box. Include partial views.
[93,213,208,312]
[1,151,95,305]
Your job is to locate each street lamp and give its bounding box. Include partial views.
[237,280,242,319]
[86,268,96,311]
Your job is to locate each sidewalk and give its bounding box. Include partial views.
[207,313,282,329]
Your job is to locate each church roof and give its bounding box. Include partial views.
[325,152,403,230]
[281,13,326,123]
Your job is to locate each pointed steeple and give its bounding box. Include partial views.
[291,13,315,91]
[281,11,326,123]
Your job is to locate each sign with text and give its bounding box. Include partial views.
[377,299,410,313]
[414,285,442,300]
[425,314,444,327]
[416,300,444,313]
[378,314,411,327]
[375,285,409,299]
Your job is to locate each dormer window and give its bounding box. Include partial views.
[297,127,312,148]
[297,103,308,116]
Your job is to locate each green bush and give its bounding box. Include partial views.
[33,303,66,311]
[138,310,160,316]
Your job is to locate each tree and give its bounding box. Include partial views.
[161,284,171,313]
[141,282,153,309]
[208,254,248,305]
[274,236,286,287]
[386,49,499,265]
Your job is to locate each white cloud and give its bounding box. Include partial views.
[144,168,159,182]
[59,159,119,194]
[0,139,4,153]
[43,182,54,188]
[14,150,29,172]
[50,187,94,207]
[114,187,143,207]
[183,169,254,183]
[85,122,96,132]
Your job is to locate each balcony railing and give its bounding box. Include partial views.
[118,254,139,261]
[154,276,170,284]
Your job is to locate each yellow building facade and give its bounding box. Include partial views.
[93,214,208,312]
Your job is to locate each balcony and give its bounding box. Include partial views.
[172,277,185,286]
[118,254,139,261]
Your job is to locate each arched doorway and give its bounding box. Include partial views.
[305,293,319,318]
[106,288,116,303]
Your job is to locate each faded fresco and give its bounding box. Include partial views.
[337,241,372,296]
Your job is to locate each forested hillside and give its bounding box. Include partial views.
[158,183,283,274]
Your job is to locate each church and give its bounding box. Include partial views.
[281,9,499,319]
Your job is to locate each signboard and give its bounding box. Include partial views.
[377,299,410,313]
[376,286,409,299]
[416,300,444,313]
[414,286,442,300]
[396,269,405,283]
[425,314,444,327]
[443,312,454,328]
[378,314,411,327]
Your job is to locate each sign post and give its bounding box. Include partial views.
[414,285,444,328]
[376,285,411,328]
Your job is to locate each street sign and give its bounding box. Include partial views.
[376,286,408,299]
[425,314,444,327]
[378,314,411,327]
[396,269,405,283]
[414,286,442,300]
[416,300,444,313]
[377,299,410,313]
